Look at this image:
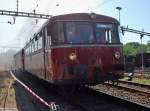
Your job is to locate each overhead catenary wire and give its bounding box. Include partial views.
[92,0,114,11]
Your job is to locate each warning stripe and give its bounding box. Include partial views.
[10,71,57,110]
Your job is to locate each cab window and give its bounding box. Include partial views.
[66,22,94,44]
[51,22,64,45]
[95,23,120,44]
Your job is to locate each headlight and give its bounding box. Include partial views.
[114,51,120,59]
[69,53,77,60]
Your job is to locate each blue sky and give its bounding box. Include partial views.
[0,0,149,49]
[96,0,150,44]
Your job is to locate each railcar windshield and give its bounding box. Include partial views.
[66,22,94,44]
[66,22,120,44]
[95,23,120,44]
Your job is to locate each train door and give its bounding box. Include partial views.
[44,27,48,79]
[42,29,46,79]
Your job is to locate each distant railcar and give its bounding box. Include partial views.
[14,49,24,71]
[125,56,135,72]
[14,13,124,86]
[135,53,150,67]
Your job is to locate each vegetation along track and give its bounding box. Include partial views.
[12,70,150,111]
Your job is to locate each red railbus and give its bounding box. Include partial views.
[14,13,124,86]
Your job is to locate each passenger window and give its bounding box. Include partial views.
[34,36,38,51]
[38,37,42,49]
[27,47,29,55]
[33,39,35,52]
[45,27,51,46]
[35,40,38,51]
[37,32,43,50]
[31,41,34,53]
[29,44,31,54]
[25,47,28,55]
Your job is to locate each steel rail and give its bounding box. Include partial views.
[89,86,150,110]
[11,70,150,111]
[83,86,150,111]
[62,85,150,111]
[119,80,150,88]
[104,82,150,96]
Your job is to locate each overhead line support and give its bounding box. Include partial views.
[120,26,150,37]
[0,10,52,19]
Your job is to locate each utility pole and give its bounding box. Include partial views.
[140,33,144,76]
[116,7,122,24]
[17,0,19,12]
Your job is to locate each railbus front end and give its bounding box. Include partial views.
[44,13,124,85]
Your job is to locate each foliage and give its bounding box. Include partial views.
[123,42,150,56]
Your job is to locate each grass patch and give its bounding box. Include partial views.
[0,72,17,108]
[121,77,150,85]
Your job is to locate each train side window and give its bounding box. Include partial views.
[29,44,31,54]
[31,41,34,53]
[32,39,35,52]
[45,27,52,47]
[38,37,42,49]
[27,46,29,55]
[25,48,28,55]
[27,47,29,55]
[34,36,38,51]
[35,39,37,51]
[36,32,43,50]
[51,22,64,45]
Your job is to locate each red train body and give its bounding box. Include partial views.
[14,13,124,85]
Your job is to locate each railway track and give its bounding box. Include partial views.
[11,70,150,111]
[93,81,150,109]
[118,80,150,94]
[63,86,150,111]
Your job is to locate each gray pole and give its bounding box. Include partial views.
[116,7,122,24]
[140,35,144,75]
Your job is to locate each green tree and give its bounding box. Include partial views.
[124,42,139,56]
[146,41,150,52]
[123,42,149,56]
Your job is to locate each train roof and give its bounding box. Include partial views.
[24,13,119,48]
[49,13,119,24]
